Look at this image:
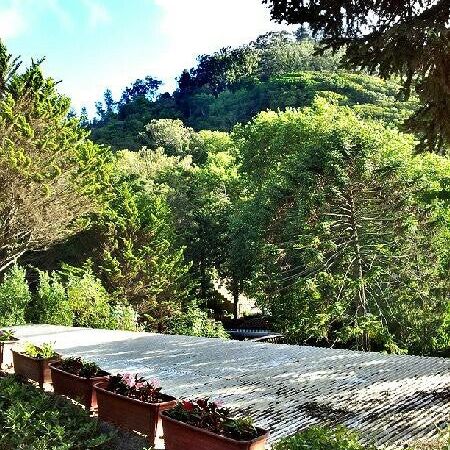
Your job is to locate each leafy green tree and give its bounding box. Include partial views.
[190,46,259,97]
[119,76,162,105]
[57,263,137,331]
[147,132,239,308]
[232,99,450,353]
[0,265,30,326]
[253,34,342,80]
[96,178,193,332]
[80,107,89,128]
[141,119,195,157]
[0,41,113,274]
[63,264,114,329]
[262,0,450,153]
[117,132,239,315]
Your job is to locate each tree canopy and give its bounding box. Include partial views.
[262,0,450,154]
[232,98,450,352]
[0,41,112,273]
[1,33,449,354]
[89,31,414,151]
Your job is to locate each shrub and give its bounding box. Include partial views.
[62,264,140,331]
[0,265,31,326]
[273,426,369,450]
[66,266,114,329]
[0,374,111,449]
[167,303,229,338]
[108,302,139,331]
[34,270,73,326]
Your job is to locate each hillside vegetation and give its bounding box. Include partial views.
[1,31,448,355]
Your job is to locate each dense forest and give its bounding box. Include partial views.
[1,29,449,356]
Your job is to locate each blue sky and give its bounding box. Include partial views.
[0,0,291,115]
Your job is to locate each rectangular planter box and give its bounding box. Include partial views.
[0,337,19,368]
[12,350,61,388]
[94,381,176,446]
[162,413,269,450]
[50,362,109,409]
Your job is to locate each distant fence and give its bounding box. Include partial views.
[226,329,285,343]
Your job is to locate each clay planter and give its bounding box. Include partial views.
[49,362,109,409]
[161,413,269,450]
[12,350,60,388]
[94,381,177,446]
[0,337,19,368]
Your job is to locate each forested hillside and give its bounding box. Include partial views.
[88,32,414,151]
[1,30,449,356]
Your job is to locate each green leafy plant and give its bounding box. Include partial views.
[97,182,193,333]
[165,398,262,441]
[22,342,57,359]
[0,42,114,277]
[0,373,111,449]
[59,357,109,379]
[273,426,369,450]
[0,329,15,342]
[62,263,140,331]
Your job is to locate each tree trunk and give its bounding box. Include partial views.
[199,248,208,301]
[347,189,369,351]
[232,277,240,320]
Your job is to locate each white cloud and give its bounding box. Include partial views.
[81,0,110,28]
[152,0,294,90]
[0,3,26,39]
[45,0,74,30]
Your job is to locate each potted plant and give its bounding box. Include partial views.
[94,373,176,446]
[0,329,19,368]
[50,357,110,409]
[162,398,269,450]
[12,342,60,388]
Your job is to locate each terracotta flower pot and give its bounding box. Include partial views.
[94,381,177,446]
[161,413,269,450]
[50,362,109,409]
[0,337,19,368]
[12,350,61,388]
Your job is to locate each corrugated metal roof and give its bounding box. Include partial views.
[12,325,450,449]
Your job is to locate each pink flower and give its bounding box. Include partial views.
[149,378,160,388]
[212,398,224,408]
[122,373,136,388]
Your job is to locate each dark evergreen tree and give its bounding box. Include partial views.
[103,88,115,113]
